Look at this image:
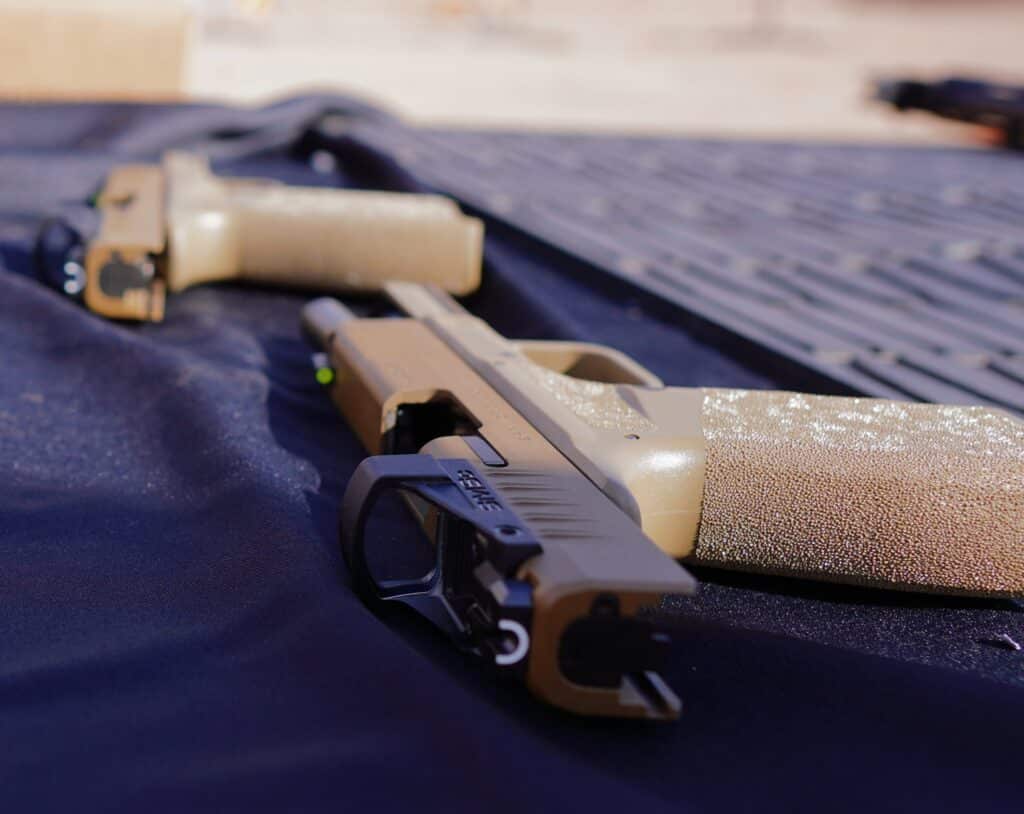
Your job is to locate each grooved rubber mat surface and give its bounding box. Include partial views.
[349,122,1024,415]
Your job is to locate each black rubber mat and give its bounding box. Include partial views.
[351,122,1024,414]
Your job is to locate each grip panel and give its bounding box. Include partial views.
[162,152,482,296]
[695,389,1024,596]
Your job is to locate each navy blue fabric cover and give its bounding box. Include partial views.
[0,98,1021,813]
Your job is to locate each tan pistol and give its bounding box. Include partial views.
[302,284,1024,721]
[82,152,483,321]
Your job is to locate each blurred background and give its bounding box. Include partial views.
[1,0,1022,141]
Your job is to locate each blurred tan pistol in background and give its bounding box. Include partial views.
[83,152,483,321]
[303,284,1024,721]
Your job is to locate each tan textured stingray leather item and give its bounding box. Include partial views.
[698,390,1024,595]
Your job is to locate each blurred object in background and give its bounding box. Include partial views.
[0,0,190,99]
[877,75,1024,149]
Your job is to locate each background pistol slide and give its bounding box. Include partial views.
[83,152,483,321]
[380,283,1024,598]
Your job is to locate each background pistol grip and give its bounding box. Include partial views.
[694,389,1024,597]
[164,176,483,296]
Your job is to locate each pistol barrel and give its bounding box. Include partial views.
[301,296,356,350]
